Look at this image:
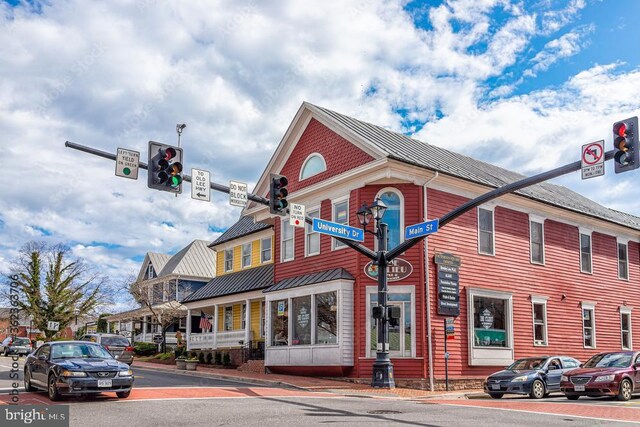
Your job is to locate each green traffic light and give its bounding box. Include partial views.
[169,175,182,188]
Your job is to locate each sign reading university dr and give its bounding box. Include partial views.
[434,252,461,317]
[312,218,364,242]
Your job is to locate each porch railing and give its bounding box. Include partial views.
[187,330,251,350]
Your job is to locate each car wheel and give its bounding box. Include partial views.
[48,374,62,402]
[617,379,633,401]
[529,379,546,399]
[489,393,504,399]
[566,395,579,400]
[24,369,36,392]
[116,390,131,399]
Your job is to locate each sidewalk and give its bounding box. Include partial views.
[132,360,484,400]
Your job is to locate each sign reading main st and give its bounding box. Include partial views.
[405,219,439,240]
[312,218,364,242]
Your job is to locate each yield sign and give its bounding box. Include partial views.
[581,140,605,180]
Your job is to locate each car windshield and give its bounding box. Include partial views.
[507,358,546,370]
[13,338,30,345]
[50,343,113,360]
[583,353,632,368]
[101,337,130,347]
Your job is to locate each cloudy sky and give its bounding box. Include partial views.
[2,0,640,310]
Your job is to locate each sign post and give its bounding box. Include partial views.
[581,140,605,179]
[115,148,140,180]
[190,168,211,202]
[229,180,248,207]
[289,203,306,228]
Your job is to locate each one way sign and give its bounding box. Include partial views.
[191,169,211,202]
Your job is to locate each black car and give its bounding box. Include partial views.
[484,356,581,399]
[24,341,134,401]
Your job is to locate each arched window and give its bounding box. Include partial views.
[377,189,403,250]
[300,154,326,180]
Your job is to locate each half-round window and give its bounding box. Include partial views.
[300,154,326,180]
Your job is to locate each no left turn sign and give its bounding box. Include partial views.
[581,140,605,179]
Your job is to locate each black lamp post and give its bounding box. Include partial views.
[74,308,80,338]
[357,198,395,389]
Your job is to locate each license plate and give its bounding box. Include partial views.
[574,385,585,392]
[97,379,112,388]
[491,384,500,390]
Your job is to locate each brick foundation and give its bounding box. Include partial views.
[337,377,484,391]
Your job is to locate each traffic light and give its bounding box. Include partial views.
[387,306,401,327]
[613,117,639,174]
[269,173,288,215]
[147,141,183,193]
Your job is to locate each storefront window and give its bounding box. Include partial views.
[316,291,338,345]
[271,300,288,346]
[473,296,508,348]
[369,291,412,357]
[292,296,311,345]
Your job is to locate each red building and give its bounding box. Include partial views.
[237,102,640,389]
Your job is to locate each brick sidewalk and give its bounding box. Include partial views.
[132,360,483,400]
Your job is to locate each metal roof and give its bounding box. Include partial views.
[306,102,640,232]
[159,240,216,279]
[210,216,272,247]
[182,264,274,303]
[264,268,354,293]
[147,253,171,274]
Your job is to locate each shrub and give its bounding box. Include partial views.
[158,352,173,360]
[174,346,187,359]
[190,351,199,359]
[214,352,222,365]
[134,342,158,356]
[206,352,213,364]
[222,352,231,366]
[198,352,205,364]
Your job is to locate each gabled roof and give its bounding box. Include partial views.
[182,264,274,303]
[210,216,272,247]
[264,268,354,293]
[159,240,216,279]
[136,252,171,283]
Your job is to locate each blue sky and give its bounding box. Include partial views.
[1,0,639,311]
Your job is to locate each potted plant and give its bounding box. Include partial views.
[185,357,198,371]
[175,356,187,370]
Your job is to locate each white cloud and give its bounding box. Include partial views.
[525,24,594,77]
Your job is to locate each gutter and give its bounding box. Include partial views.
[423,172,438,391]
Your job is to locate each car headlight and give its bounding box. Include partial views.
[511,375,529,382]
[594,375,615,382]
[118,369,133,377]
[61,370,87,377]
[561,375,568,382]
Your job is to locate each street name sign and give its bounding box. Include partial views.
[405,219,439,240]
[115,148,140,180]
[229,180,248,207]
[290,203,306,228]
[312,218,364,242]
[190,168,211,202]
[581,140,605,180]
[47,321,60,331]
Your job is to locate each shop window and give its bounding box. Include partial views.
[530,220,544,264]
[531,297,547,346]
[224,306,233,331]
[478,207,494,255]
[300,153,326,180]
[261,237,272,263]
[376,189,403,250]
[473,295,508,348]
[368,288,413,357]
[241,304,247,330]
[306,209,320,256]
[281,220,294,261]
[242,243,251,268]
[270,300,288,346]
[582,303,596,348]
[316,291,338,345]
[224,249,233,272]
[580,233,592,274]
[332,199,349,250]
[621,309,632,350]
[292,296,311,345]
[618,242,629,280]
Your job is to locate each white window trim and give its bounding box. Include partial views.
[224,248,234,272]
[467,287,514,366]
[477,206,496,256]
[260,237,272,264]
[579,229,593,274]
[241,243,252,269]
[531,295,548,346]
[374,187,405,251]
[620,307,632,350]
[529,217,545,265]
[305,207,321,257]
[581,302,597,349]
[617,239,629,281]
[332,195,350,251]
[365,285,416,358]
[281,219,295,262]
[299,153,327,181]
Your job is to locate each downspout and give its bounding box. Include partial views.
[423,172,438,391]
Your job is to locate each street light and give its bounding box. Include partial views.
[74,308,80,338]
[28,314,33,341]
[357,198,395,388]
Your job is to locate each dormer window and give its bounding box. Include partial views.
[300,154,326,180]
[147,264,156,280]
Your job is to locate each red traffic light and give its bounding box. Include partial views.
[615,122,627,138]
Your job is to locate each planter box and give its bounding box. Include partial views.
[176,359,186,370]
[185,361,198,371]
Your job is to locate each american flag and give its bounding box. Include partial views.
[199,310,212,331]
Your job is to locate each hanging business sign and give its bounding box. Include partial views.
[435,253,461,317]
[364,258,413,282]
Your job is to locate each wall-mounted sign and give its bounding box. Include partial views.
[434,252,461,267]
[435,253,461,317]
[364,258,413,282]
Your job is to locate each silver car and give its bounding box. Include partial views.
[0,336,33,356]
[80,334,134,365]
